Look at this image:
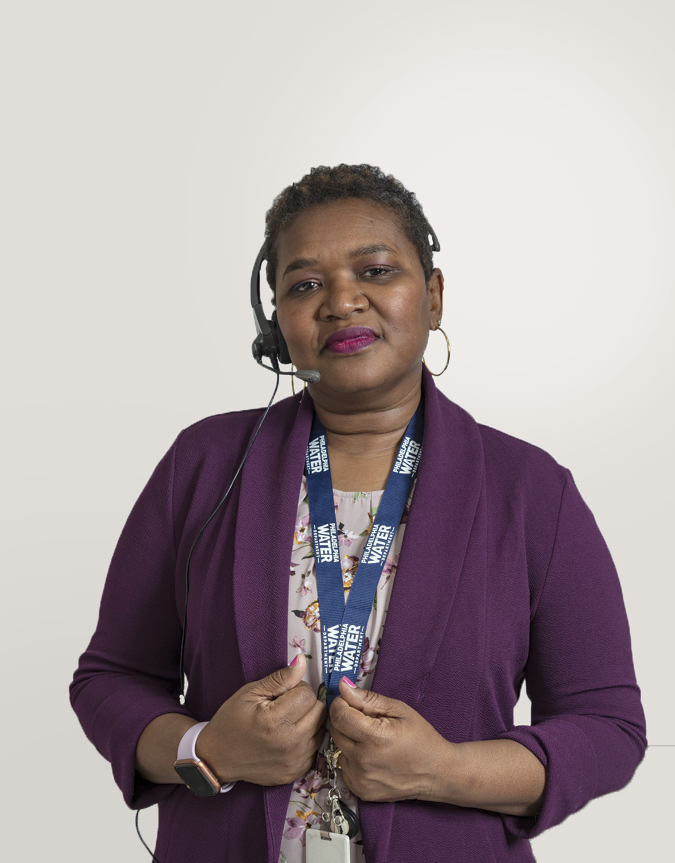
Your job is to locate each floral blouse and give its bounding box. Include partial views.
[279,476,414,863]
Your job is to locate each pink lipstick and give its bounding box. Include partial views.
[323,326,379,354]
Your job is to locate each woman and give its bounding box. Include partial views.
[71,164,646,862]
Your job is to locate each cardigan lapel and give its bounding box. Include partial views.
[359,369,488,862]
[232,391,313,682]
[232,391,314,863]
[368,368,486,703]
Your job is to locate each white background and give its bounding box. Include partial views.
[1,1,673,859]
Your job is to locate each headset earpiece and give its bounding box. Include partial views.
[251,245,292,367]
[271,310,291,364]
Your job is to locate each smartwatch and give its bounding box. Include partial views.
[173,721,235,797]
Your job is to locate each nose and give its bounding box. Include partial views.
[319,273,369,321]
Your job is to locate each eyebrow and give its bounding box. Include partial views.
[281,244,398,279]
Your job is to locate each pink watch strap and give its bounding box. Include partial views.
[177,722,234,793]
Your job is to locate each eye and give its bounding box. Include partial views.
[362,266,393,278]
[290,279,321,293]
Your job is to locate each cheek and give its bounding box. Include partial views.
[277,309,313,354]
[387,294,429,336]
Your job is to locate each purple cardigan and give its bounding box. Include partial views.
[70,370,646,862]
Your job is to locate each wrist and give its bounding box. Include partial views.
[136,713,201,785]
[422,739,546,816]
[194,720,238,785]
[421,738,464,803]
[174,721,235,796]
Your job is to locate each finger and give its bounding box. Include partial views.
[253,654,307,700]
[338,676,405,718]
[311,726,325,753]
[275,681,324,725]
[328,724,355,757]
[310,694,327,730]
[330,695,378,744]
[293,691,326,736]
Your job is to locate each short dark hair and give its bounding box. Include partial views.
[263,164,437,296]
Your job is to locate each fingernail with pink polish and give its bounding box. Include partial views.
[342,676,356,688]
[289,655,300,667]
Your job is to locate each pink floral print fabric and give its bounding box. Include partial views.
[279,476,413,863]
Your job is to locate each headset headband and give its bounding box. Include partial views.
[251,245,270,338]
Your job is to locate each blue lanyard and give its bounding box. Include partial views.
[305,405,424,707]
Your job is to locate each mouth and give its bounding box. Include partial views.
[323,326,379,355]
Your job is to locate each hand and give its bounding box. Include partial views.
[329,676,451,802]
[196,654,325,786]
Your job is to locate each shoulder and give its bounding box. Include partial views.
[477,422,568,491]
[175,395,299,461]
[434,386,568,492]
[176,406,264,457]
[162,396,302,539]
[476,423,571,542]
[167,395,300,494]
[434,390,569,521]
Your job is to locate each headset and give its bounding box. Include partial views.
[250,244,321,383]
[137,229,440,858]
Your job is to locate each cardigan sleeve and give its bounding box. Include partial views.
[497,470,647,838]
[70,435,193,810]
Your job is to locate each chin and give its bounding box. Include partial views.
[316,363,417,398]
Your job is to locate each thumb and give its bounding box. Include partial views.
[254,653,307,700]
[338,676,403,717]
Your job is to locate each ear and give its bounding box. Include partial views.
[427,268,444,328]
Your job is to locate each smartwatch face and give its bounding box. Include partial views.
[174,762,219,796]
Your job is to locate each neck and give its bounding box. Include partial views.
[308,372,422,490]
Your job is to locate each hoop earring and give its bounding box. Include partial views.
[291,365,306,403]
[423,325,451,376]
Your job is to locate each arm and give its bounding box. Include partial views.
[495,470,647,836]
[70,438,194,808]
[429,738,545,817]
[330,472,645,826]
[135,713,199,785]
[72,436,326,804]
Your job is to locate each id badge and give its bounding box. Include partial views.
[305,828,350,863]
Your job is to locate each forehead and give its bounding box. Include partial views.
[275,199,415,264]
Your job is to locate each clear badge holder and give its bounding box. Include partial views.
[306,829,350,863]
